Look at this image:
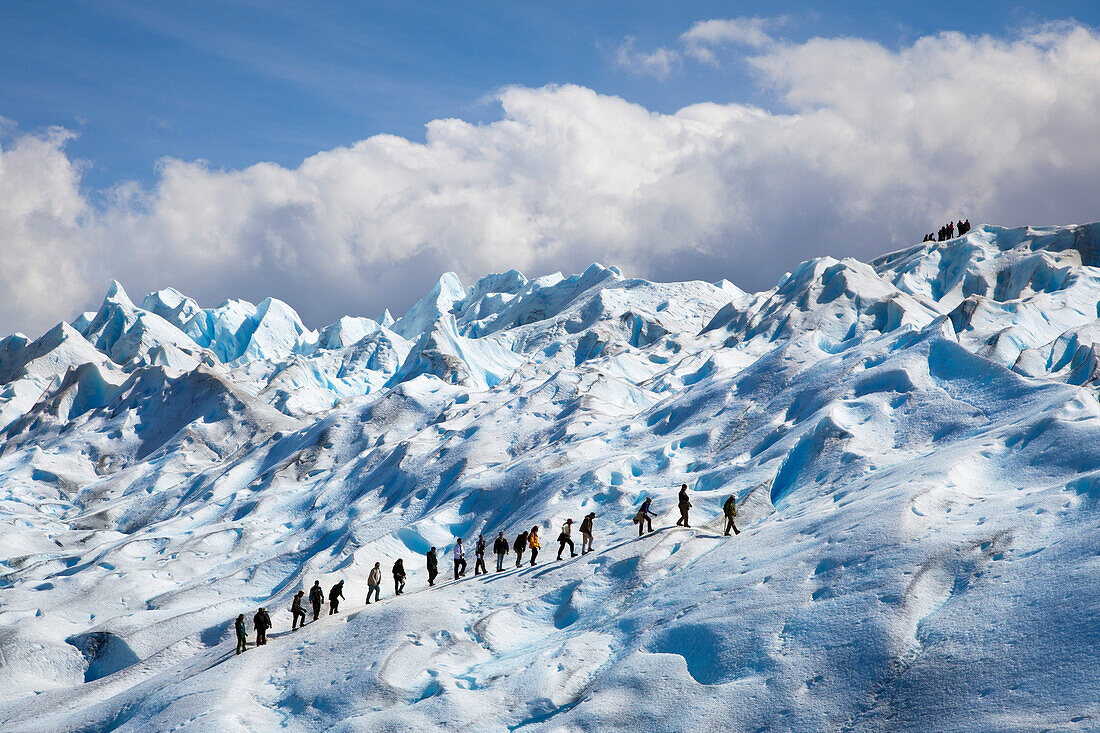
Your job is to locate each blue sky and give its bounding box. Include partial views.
[4,1,1097,191]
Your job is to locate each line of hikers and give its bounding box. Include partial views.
[235,578,346,652]
[233,485,739,653]
[923,219,971,242]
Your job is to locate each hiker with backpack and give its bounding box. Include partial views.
[474,534,488,576]
[329,581,345,614]
[580,512,595,554]
[724,494,740,536]
[634,497,654,535]
[676,484,692,528]
[556,518,576,560]
[514,530,528,568]
[253,607,271,646]
[528,526,540,566]
[309,580,324,621]
[393,558,406,595]
[290,590,306,630]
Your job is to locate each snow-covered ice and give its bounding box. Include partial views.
[1,224,1099,731]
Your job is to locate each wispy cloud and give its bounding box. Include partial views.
[613,36,681,79]
[611,16,783,76]
[681,17,778,65]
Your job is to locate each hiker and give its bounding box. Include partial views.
[427,547,439,586]
[493,531,509,572]
[580,512,595,554]
[235,614,248,654]
[556,518,576,560]
[253,607,271,646]
[723,494,740,536]
[309,580,324,621]
[514,530,528,568]
[329,580,344,614]
[366,563,382,604]
[528,526,540,566]
[453,538,467,579]
[290,590,306,630]
[474,534,487,576]
[393,558,406,595]
[634,497,654,535]
[676,484,692,527]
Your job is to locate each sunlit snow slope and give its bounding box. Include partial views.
[1,224,1099,731]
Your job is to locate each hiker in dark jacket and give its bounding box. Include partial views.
[253,607,271,645]
[634,497,654,535]
[474,535,487,576]
[580,512,595,554]
[309,580,324,621]
[514,531,528,568]
[723,494,740,536]
[676,484,692,527]
[556,518,576,560]
[291,590,306,630]
[427,547,439,586]
[393,558,406,595]
[328,581,344,614]
[493,531,509,572]
[366,563,382,604]
[235,614,248,654]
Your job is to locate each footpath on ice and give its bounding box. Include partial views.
[1,224,1099,731]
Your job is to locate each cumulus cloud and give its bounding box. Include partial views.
[0,126,101,335]
[1,24,1099,337]
[614,36,680,79]
[681,17,776,64]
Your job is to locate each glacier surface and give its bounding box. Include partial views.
[1,224,1099,731]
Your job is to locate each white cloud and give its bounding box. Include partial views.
[681,17,776,64]
[2,24,1099,337]
[614,36,681,79]
[0,127,101,335]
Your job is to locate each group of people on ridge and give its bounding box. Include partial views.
[232,485,740,653]
[923,219,971,242]
[235,579,344,652]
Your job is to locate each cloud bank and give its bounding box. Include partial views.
[2,23,1099,336]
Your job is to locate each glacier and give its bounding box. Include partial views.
[0,223,1098,731]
